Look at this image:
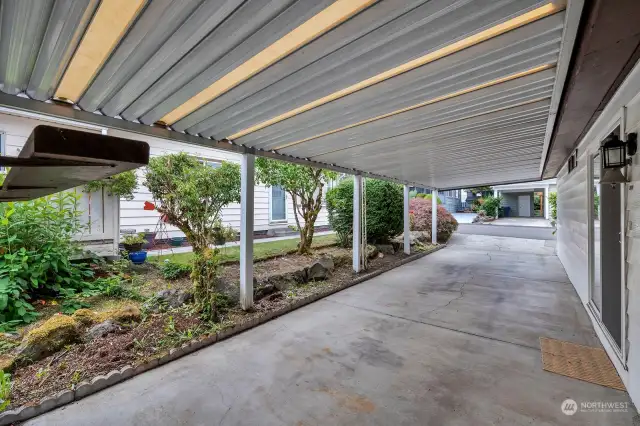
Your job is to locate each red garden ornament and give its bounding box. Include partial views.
[143,201,155,211]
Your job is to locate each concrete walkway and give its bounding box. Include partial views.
[27,235,634,425]
[484,217,552,227]
[457,223,556,240]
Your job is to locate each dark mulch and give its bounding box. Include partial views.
[223,249,410,324]
[7,247,415,411]
[219,246,353,284]
[9,311,202,410]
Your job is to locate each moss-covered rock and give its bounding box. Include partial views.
[96,305,141,324]
[17,315,80,363]
[0,355,14,372]
[72,308,98,326]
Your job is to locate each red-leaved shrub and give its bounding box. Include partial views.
[409,198,459,242]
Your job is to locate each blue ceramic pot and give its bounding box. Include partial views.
[128,251,147,265]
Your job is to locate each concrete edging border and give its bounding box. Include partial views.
[0,244,444,425]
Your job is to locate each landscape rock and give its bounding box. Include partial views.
[366,244,379,259]
[392,231,431,246]
[86,320,121,340]
[264,292,284,302]
[97,305,141,324]
[72,309,97,326]
[376,244,395,254]
[329,251,352,267]
[307,256,335,281]
[2,333,19,341]
[254,284,278,301]
[214,276,242,303]
[16,315,80,363]
[0,355,14,371]
[143,289,193,312]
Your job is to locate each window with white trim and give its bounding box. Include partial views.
[270,186,287,222]
[200,158,221,169]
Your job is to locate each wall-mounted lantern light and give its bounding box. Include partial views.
[600,133,637,184]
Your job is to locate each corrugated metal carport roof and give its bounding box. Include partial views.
[0,0,579,189]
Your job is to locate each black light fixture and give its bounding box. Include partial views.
[600,133,637,184]
[601,133,637,168]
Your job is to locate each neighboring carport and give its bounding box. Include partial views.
[24,234,633,425]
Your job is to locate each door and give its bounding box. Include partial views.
[600,182,623,347]
[590,149,623,350]
[270,186,287,223]
[518,195,531,216]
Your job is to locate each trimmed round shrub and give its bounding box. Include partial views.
[326,178,404,245]
[409,198,458,242]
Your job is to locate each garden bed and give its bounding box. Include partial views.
[2,242,440,419]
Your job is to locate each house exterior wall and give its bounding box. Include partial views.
[0,111,120,255]
[556,58,640,407]
[107,128,329,238]
[0,112,329,242]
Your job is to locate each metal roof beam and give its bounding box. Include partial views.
[0,93,429,188]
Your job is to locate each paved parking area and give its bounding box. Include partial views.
[27,235,634,426]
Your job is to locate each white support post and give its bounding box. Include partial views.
[240,153,255,310]
[432,189,438,244]
[544,185,550,219]
[403,185,411,254]
[353,175,362,273]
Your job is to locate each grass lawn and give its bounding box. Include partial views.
[153,234,337,265]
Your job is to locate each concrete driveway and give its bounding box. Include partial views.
[452,212,477,224]
[27,235,634,425]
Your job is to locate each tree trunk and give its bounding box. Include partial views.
[297,222,314,254]
[192,247,220,317]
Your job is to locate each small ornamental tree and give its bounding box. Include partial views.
[255,158,337,254]
[85,170,139,200]
[144,153,241,311]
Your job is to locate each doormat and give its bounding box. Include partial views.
[539,337,626,391]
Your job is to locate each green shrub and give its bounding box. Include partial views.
[161,260,192,281]
[85,170,138,200]
[326,179,354,247]
[549,192,557,220]
[326,178,403,244]
[480,195,503,217]
[409,198,458,242]
[0,192,94,325]
[424,194,442,204]
[121,233,147,246]
[0,371,10,411]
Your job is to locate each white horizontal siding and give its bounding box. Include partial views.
[555,59,640,408]
[106,126,330,237]
[0,111,330,241]
[0,112,118,255]
[556,146,589,301]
